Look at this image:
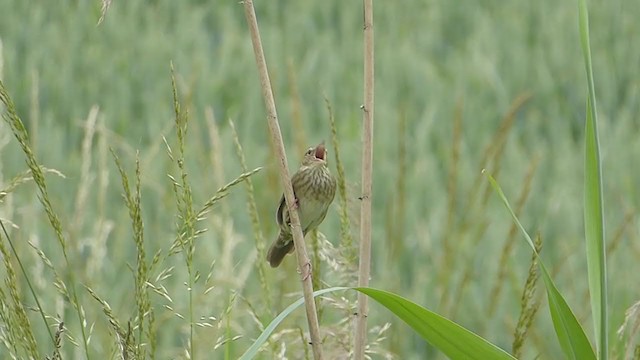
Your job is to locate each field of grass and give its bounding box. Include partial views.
[1,0,640,359]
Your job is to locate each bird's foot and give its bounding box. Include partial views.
[299,261,312,281]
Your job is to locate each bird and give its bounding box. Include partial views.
[266,142,337,268]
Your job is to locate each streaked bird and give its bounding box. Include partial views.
[266,142,337,267]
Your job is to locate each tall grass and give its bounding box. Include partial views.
[1,0,639,358]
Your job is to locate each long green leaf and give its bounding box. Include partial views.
[355,287,515,360]
[578,0,608,358]
[485,171,596,360]
[241,286,514,360]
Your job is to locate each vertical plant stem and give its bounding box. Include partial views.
[355,0,374,358]
[325,97,355,264]
[287,59,308,157]
[241,1,323,359]
[229,119,272,312]
[169,64,197,359]
[438,100,463,312]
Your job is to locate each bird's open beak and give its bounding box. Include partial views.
[314,142,326,161]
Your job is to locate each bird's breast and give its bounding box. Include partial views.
[298,196,331,230]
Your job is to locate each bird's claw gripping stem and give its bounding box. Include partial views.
[291,198,299,210]
[299,261,312,281]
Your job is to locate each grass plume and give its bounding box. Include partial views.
[512,234,543,358]
[1,80,90,358]
[111,150,155,359]
[229,118,272,313]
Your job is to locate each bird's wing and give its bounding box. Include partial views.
[276,194,285,228]
[276,189,298,230]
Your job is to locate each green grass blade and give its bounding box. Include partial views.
[485,171,596,360]
[539,263,595,360]
[578,0,608,358]
[355,287,516,360]
[239,287,348,360]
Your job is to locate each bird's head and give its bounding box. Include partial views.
[301,142,328,167]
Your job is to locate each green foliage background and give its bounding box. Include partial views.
[0,0,639,358]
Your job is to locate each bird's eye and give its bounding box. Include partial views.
[306,148,313,155]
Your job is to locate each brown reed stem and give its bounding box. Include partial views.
[241,1,323,358]
[355,0,375,358]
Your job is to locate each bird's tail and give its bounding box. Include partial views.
[266,231,295,267]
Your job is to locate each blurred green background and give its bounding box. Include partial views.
[1,0,639,359]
